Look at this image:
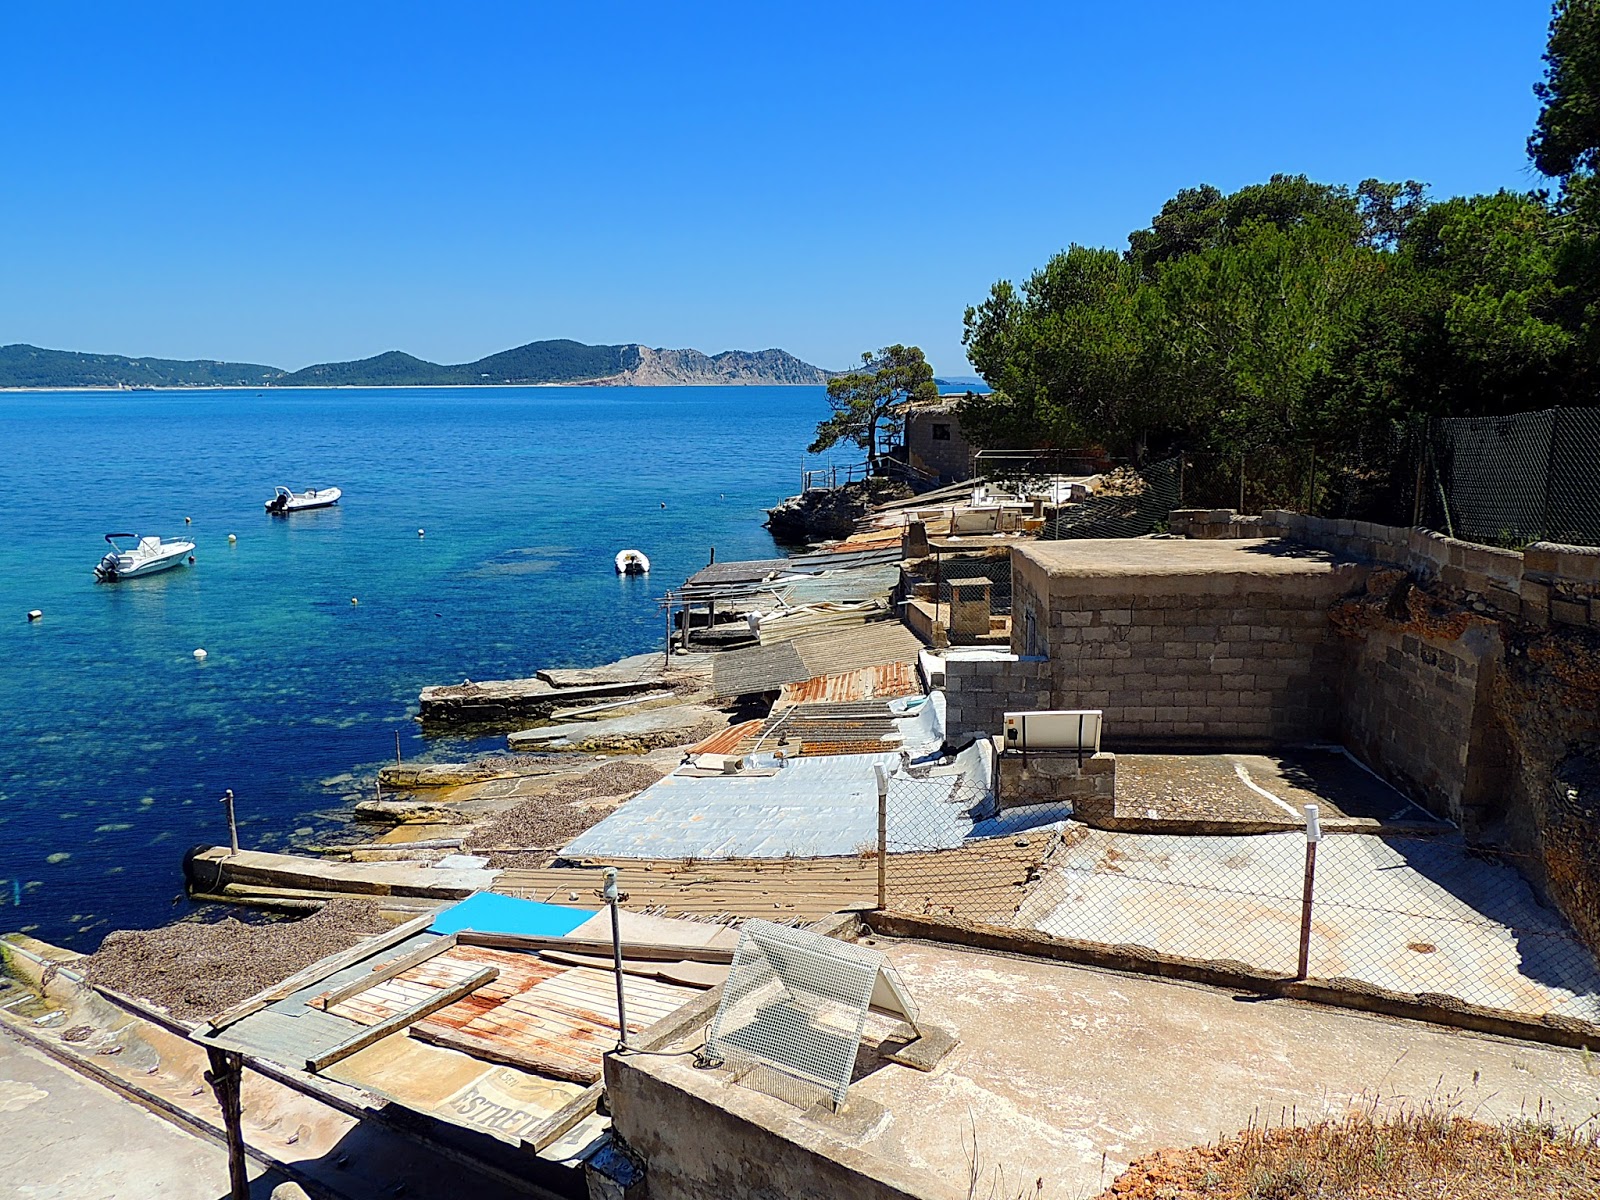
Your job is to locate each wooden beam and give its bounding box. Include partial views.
[521,1083,605,1153]
[409,1025,600,1085]
[204,1047,250,1200]
[305,966,497,1073]
[312,934,458,1011]
[207,911,439,1032]
[455,930,733,964]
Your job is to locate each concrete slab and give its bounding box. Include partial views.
[1016,536,1358,584]
[0,1025,278,1200]
[611,938,1600,1200]
[1016,825,1600,1020]
[1109,748,1442,832]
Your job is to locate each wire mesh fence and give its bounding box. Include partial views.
[1041,455,1182,539]
[1420,407,1600,547]
[878,773,1600,1024]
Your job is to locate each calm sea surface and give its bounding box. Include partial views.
[0,386,844,948]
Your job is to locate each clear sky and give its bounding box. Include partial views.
[0,2,1556,376]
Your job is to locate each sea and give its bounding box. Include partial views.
[0,385,850,949]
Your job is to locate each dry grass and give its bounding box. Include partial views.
[1101,1099,1600,1199]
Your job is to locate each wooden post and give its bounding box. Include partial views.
[204,1047,249,1200]
[395,729,402,766]
[874,765,889,911]
[1297,804,1322,980]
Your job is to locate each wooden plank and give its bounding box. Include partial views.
[312,934,458,1011]
[306,966,497,1073]
[207,911,440,1031]
[455,931,733,964]
[409,1024,602,1085]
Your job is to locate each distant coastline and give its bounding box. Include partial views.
[0,338,840,390]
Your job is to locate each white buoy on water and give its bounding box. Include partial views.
[351,597,359,605]
[27,610,42,621]
[184,516,192,524]
[227,533,237,543]
[193,648,207,660]
[418,528,425,538]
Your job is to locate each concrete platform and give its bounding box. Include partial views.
[1104,748,1443,833]
[0,1025,278,1200]
[608,937,1600,1200]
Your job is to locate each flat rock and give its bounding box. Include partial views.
[508,706,719,753]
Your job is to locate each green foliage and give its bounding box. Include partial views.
[962,171,1600,489]
[808,344,937,462]
[1530,0,1600,180]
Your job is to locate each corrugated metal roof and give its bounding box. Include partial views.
[678,546,903,597]
[779,662,922,705]
[711,639,807,697]
[689,719,766,756]
[712,622,924,698]
[557,737,1057,862]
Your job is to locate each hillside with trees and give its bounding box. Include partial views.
[958,1,1600,518]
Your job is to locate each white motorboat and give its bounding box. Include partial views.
[94,533,196,582]
[265,485,342,514]
[615,549,650,575]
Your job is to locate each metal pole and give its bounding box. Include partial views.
[1297,804,1322,980]
[874,766,889,910]
[604,868,629,1052]
[395,730,402,766]
[220,789,239,856]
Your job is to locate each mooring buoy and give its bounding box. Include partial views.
[193,648,207,660]
[27,609,42,621]
[227,533,237,543]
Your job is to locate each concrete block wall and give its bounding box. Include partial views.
[1341,622,1507,830]
[1038,591,1343,748]
[943,655,1050,742]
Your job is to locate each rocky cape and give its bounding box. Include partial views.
[0,339,836,389]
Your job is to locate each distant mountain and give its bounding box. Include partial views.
[0,339,834,389]
[935,375,990,392]
[0,343,280,388]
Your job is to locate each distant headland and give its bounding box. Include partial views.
[0,339,840,389]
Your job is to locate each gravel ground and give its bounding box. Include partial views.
[566,760,664,800]
[467,795,611,852]
[80,899,391,1022]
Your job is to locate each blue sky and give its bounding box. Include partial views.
[0,2,1556,375]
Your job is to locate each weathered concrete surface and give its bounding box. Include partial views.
[615,937,1600,1200]
[419,676,665,729]
[1015,825,1600,1021]
[1104,748,1442,833]
[507,705,722,754]
[185,846,497,899]
[0,1024,278,1199]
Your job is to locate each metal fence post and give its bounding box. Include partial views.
[604,867,628,1052]
[1297,803,1322,979]
[874,765,889,911]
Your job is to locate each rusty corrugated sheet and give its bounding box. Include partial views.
[687,719,765,756]
[778,662,922,705]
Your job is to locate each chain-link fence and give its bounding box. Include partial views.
[1420,407,1600,547]
[1041,455,1182,539]
[879,773,1600,1024]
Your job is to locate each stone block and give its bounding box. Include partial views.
[1551,598,1589,627]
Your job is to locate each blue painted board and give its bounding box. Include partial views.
[431,891,596,938]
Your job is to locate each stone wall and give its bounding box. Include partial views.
[943,654,1050,741]
[902,404,972,484]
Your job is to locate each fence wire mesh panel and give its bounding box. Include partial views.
[881,772,1600,1024]
[1041,455,1181,539]
[1422,407,1600,547]
[1306,836,1600,1021]
[934,551,1013,617]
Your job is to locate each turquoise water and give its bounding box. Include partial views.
[0,386,840,947]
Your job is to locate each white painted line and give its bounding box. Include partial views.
[1232,760,1304,821]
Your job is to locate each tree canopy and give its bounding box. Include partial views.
[808,345,938,464]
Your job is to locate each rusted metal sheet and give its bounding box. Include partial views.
[687,719,765,757]
[409,946,697,1083]
[778,662,922,706]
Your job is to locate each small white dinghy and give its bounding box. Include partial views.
[94,533,196,582]
[615,549,650,575]
[265,486,342,515]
